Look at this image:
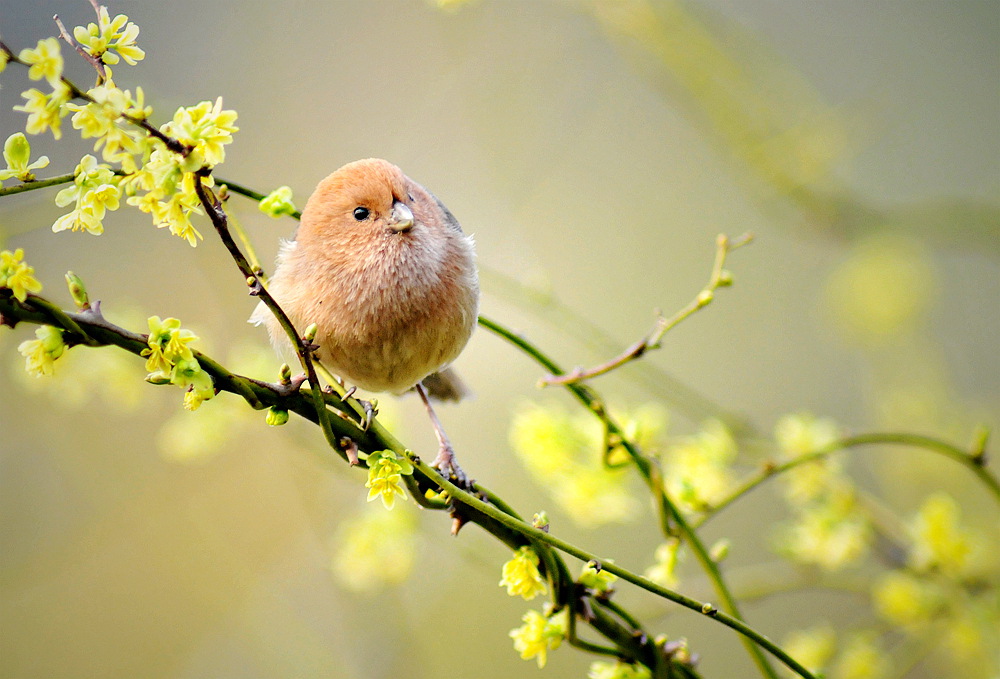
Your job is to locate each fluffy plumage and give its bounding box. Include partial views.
[250,158,479,400]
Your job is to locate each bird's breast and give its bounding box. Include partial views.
[285,234,478,394]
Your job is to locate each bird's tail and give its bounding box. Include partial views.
[420,367,471,402]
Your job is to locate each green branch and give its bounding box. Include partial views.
[421,459,817,679]
[218,177,302,220]
[0,173,76,197]
[478,315,781,679]
[1,290,700,676]
[695,431,1000,530]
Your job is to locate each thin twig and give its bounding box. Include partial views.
[695,432,1000,530]
[53,13,108,82]
[480,266,756,434]
[542,232,753,387]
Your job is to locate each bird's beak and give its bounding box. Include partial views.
[389,201,414,232]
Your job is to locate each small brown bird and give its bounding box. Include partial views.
[250,158,479,479]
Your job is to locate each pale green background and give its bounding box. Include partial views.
[1,1,997,678]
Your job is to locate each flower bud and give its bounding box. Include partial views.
[65,271,90,309]
[265,406,289,426]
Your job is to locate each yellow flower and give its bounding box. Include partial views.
[645,539,681,588]
[73,7,145,66]
[618,402,670,459]
[662,419,737,512]
[331,506,418,592]
[126,170,206,247]
[778,486,871,570]
[826,235,935,346]
[775,412,840,456]
[499,546,548,600]
[162,98,238,169]
[509,609,567,669]
[509,401,640,527]
[65,84,146,161]
[872,570,940,629]
[0,132,49,182]
[908,492,973,577]
[140,315,198,375]
[831,633,889,679]
[19,37,64,84]
[775,412,843,505]
[171,358,215,411]
[13,83,72,140]
[364,450,413,510]
[17,325,66,377]
[52,155,121,235]
[782,625,836,677]
[0,248,43,302]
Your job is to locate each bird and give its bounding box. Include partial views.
[250,158,479,482]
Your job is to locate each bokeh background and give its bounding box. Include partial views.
[1,1,998,678]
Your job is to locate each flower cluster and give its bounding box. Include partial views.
[73,7,145,67]
[140,316,215,410]
[364,450,414,510]
[17,325,67,377]
[123,99,238,246]
[161,98,239,171]
[6,8,238,247]
[52,155,122,235]
[13,81,73,140]
[869,493,995,673]
[774,412,841,503]
[772,414,871,570]
[659,419,737,513]
[782,627,888,679]
[0,248,43,302]
[777,484,871,570]
[499,546,548,601]
[509,401,644,527]
[66,84,150,169]
[509,608,567,669]
[11,38,70,139]
[18,37,64,85]
[0,133,49,182]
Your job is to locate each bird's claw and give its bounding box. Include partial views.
[358,398,377,430]
[432,445,470,489]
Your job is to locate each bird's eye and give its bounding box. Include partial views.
[353,207,370,221]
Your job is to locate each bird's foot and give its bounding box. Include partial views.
[357,398,377,430]
[432,444,470,489]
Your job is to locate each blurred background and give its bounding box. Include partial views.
[1,1,997,677]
